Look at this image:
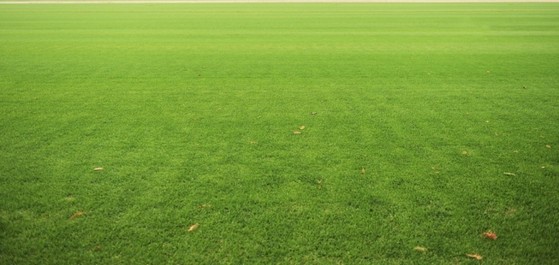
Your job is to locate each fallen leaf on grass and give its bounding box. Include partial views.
[483,231,498,240]
[188,223,199,232]
[414,246,428,252]
[316,179,323,189]
[503,172,516,176]
[546,144,551,149]
[466,253,483,260]
[69,211,85,220]
[94,167,104,171]
[311,112,317,115]
[293,131,302,135]
[299,125,306,130]
[360,168,366,175]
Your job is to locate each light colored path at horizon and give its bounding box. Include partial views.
[1,0,558,4]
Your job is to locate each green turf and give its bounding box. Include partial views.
[1,3,558,264]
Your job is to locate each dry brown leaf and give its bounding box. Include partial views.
[414,246,427,252]
[70,211,85,220]
[466,253,483,260]
[483,231,498,240]
[503,172,516,176]
[188,223,199,232]
[94,167,104,171]
[299,125,306,130]
[293,131,301,135]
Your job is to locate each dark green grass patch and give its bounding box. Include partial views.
[1,3,559,264]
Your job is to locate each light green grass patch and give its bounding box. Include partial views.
[1,3,559,264]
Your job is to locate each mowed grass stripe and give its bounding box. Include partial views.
[1,3,558,264]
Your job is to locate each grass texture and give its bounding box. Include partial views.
[1,3,559,264]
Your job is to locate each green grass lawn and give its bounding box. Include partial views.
[1,3,558,264]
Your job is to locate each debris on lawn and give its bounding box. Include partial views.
[414,246,428,253]
[299,125,306,130]
[483,231,498,240]
[293,130,302,135]
[546,144,551,149]
[311,112,317,115]
[503,172,516,176]
[316,179,323,189]
[431,164,441,174]
[188,223,200,232]
[93,245,102,252]
[69,211,85,220]
[94,167,104,171]
[466,253,483,260]
[361,167,366,175]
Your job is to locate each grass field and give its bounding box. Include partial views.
[1,3,559,264]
